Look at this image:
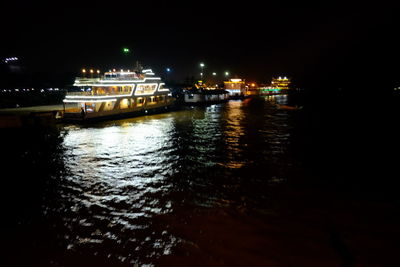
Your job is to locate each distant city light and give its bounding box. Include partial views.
[166,68,171,72]
[212,72,217,76]
[225,72,229,76]
[3,57,18,63]
[200,63,205,67]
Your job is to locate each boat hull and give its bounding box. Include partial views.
[62,102,175,123]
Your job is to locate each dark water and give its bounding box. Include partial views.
[1,94,399,266]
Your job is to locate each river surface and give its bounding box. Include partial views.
[1,94,399,266]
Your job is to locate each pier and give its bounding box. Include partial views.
[0,104,75,128]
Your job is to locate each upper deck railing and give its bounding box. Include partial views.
[74,78,100,84]
[73,69,160,87]
[103,73,144,80]
[66,91,132,96]
[74,75,148,85]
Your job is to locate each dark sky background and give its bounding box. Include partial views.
[1,1,399,90]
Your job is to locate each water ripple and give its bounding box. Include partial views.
[22,96,299,265]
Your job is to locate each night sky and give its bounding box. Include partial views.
[2,1,399,90]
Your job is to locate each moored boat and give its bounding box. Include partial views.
[223,78,247,99]
[183,89,229,104]
[62,68,174,121]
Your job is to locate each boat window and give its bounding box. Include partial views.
[135,84,157,95]
[158,84,169,92]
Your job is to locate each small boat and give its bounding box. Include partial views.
[276,104,302,110]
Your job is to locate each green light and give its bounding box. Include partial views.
[123,48,130,54]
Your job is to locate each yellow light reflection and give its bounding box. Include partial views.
[223,101,245,169]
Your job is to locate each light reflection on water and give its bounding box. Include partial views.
[43,96,296,265]
[60,116,178,263]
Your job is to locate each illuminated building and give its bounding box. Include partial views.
[223,78,246,97]
[63,68,174,121]
[271,76,291,90]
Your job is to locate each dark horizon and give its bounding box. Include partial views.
[2,1,400,91]
[2,2,400,266]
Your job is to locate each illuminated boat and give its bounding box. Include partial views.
[183,89,229,104]
[62,68,174,121]
[183,80,229,104]
[223,78,247,98]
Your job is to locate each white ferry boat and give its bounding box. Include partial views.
[62,68,174,121]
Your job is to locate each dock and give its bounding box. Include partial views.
[0,103,75,128]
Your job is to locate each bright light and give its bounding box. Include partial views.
[97,70,100,74]
[3,57,18,63]
[118,72,135,75]
[75,77,161,86]
[212,72,217,76]
[123,48,130,53]
[82,69,86,73]
[225,72,229,76]
[200,63,205,67]
[166,68,171,72]
[90,69,94,73]
[63,99,117,103]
